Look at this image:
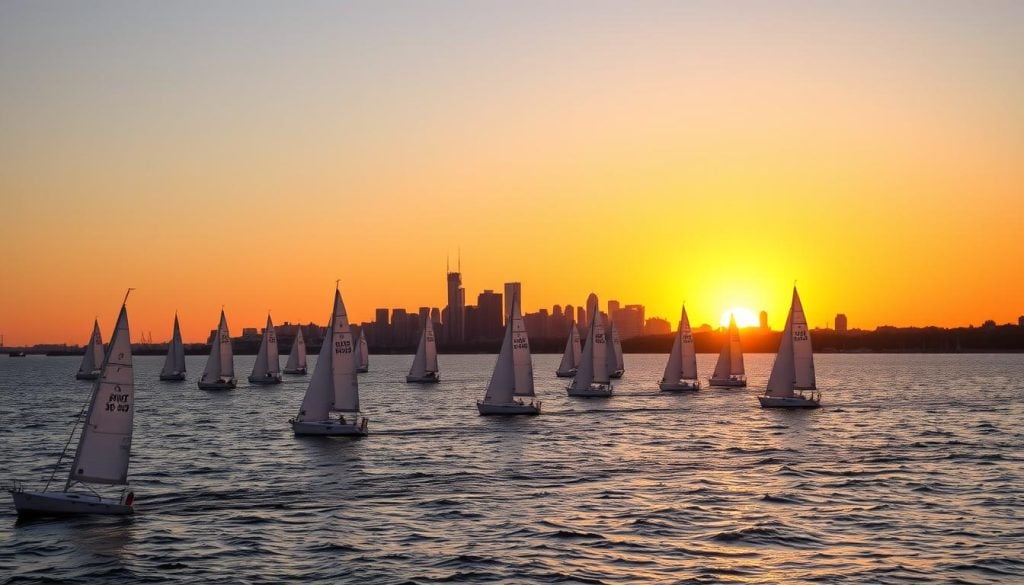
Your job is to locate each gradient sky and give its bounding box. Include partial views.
[1,1,1022,344]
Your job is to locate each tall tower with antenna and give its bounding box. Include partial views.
[445,250,465,345]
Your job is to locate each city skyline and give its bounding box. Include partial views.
[2,2,1022,344]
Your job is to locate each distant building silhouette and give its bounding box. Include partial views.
[759,310,769,330]
[524,308,549,339]
[613,304,645,339]
[446,262,465,344]
[608,300,621,316]
[835,313,848,334]
[645,317,671,336]
[1019,315,1024,327]
[576,306,587,331]
[477,290,503,341]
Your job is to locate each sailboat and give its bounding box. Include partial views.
[8,292,137,516]
[75,320,104,380]
[197,310,236,390]
[759,287,821,408]
[159,313,187,381]
[567,294,613,397]
[555,320,581,377]
[283,328,307,375]
[406,316,439,383]
[248,315,282,385]
[355,329,369,373]
[290,285,368,436]
[660,305,701,392]
[606,319,625,379]
[477,290,541,415]
[709,314,746,387]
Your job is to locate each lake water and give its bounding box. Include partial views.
[1,353,1022,583]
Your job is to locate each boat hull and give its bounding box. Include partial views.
[659,380,701,392]
[159,372,186,381]
[75,371,100,381]
[555,369,577,378]
[476,401,541,415]
[291,419,368,436]
[10,490,133,517]
[247,375,282,385]
[567,383,613,397]
[197,379,236,391]
[406,373,440,384]
[758,395,821,409]
[609,370,624,379]
[356,366,369,373]
[709,377,747,387]
[282,368,307,375]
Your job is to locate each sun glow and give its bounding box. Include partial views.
[720,308,759,328]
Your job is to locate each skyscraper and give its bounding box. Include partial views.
[504,282,521,325]
[478,290,504,341]
[446,261,465,344]
[835,314,848,334]
[759,310,769,330]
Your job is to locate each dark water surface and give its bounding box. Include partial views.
[1,353,1022,584]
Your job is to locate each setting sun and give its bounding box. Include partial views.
[720,308,760,329]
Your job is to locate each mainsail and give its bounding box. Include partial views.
[712,314,744,379]
[606,319,624,374]
[765,287,816,397]
[201,310,233,382]
[250,315,280,379]
[160,314,186,377]
[295,288,359,422]
[557,321,581,374]
[570,294,609,390]
[284,328,307,372]
[67,303,133,487]
[482,291,534,403]
[408,317,438,378]
[77,320,104,376]
[662,305,698,382]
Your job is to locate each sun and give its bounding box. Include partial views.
[720,307,759,328]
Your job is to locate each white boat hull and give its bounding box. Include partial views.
[659,380,701,392]
[555,369,577,378]
[76,371,100,381]
[159,371,186,381]
[476,401,541,415]
[567,383,613,397]
[709,376,747,387]
[283,368,307,375]
[291,418,368,436]
[758,394,821,409]
[406,373,440,384]
[248,374,282,385]
[198,378,236,391]
[9,490,133,517]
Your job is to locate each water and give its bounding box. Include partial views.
[1,353,1022,584]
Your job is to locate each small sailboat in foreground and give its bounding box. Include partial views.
[406,316,439,383]
[606,319,625,379]
[709,314,746,387]
[8,292,137,516]
[283,328,307,375]
[660,305,701,392]
[159,313,186,381]
[198,310,236,390]
[355,329,369,373]
[75,320,104,380]
[759,287,821,408]
[555,320,581,377]
[248,315,282,385]
[477,290,540,415]
[290,285,368,436]
[567,294,613,397]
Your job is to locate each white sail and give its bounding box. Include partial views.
[357,329,369,370]
[680,306,698,380]
[77,320,104,375]
[570,294,609,390]
[661,308,684,382]
[605,319,624,374]
[201,310,233,382]
[766,288,817,397]
[556,320,580,373]
[712,314,743,378]
[250,315,280,379]
[285,328,307,371]
[68,303,133,486]
[295,288,360,420]
[161,314,186,376]
[483,290,534,404]
[409,317,439,378]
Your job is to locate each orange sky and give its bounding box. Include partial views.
[1,2,1022,345]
